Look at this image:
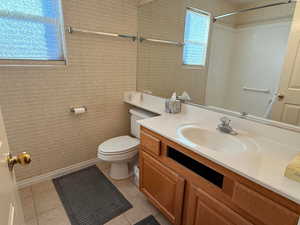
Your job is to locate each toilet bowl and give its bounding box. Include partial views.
[97,108,156,180]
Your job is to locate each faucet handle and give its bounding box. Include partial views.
[220,117,231,126]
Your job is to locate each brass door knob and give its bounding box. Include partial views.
[7,152,31,171]
[278,93,285,101]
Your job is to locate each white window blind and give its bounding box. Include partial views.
[0,0,65,61]
[183,9,210,66]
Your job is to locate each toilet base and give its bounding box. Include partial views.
[109,161,132,180]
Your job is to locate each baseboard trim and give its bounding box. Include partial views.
[17,158,101,189]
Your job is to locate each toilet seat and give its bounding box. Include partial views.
[98,136,140,156]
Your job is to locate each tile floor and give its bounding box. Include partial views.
[19,163,172,225]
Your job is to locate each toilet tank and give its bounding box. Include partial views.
[129,108,157,138]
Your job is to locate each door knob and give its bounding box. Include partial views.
[7,152,31,171]
[277,93,285,100]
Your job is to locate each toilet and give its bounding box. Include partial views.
[97,108,156,180]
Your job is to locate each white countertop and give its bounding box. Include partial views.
[139,112,300,205]
[124,92,300,205]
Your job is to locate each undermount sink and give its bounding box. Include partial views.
[177,124,257,154]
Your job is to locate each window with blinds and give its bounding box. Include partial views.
[0,0,65,62]
[183,8,210,66]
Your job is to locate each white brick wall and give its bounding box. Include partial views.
[0,0,138,180]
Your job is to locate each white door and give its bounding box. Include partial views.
[272,1,300,125]
[0,107,25,225]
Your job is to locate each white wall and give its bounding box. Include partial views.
[226,21,291,117]
[206,21,291,117]
[206,24,236,108]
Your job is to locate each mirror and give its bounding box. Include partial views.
[137,0,300,128]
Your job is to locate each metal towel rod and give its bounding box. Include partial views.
[243,87,270,94]
[213,0,293,22]
[66,26,137,41]
[139,37,183,46]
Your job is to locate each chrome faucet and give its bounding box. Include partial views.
[217,117,238,135]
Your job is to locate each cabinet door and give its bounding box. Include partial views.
[186,184,253,225]
[232,183,299,225]
[140,151,185,225]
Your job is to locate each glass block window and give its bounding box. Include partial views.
[0,0,65,61]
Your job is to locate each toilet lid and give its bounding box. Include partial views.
[98,136,140,155]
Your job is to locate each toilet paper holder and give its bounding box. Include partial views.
[70,106,88,114]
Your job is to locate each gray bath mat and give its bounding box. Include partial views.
[53,166,132,225]
[134,215,161,225]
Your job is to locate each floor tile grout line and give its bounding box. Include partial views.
[123,214,132,225]
[29,186,40,225]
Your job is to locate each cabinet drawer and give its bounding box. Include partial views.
[187,184,253,225]
[141,131,161,156]
[232,183,299,225]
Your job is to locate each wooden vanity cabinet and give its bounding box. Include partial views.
[139,127,300,225]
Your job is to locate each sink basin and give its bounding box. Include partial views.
[177,124,257,154]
